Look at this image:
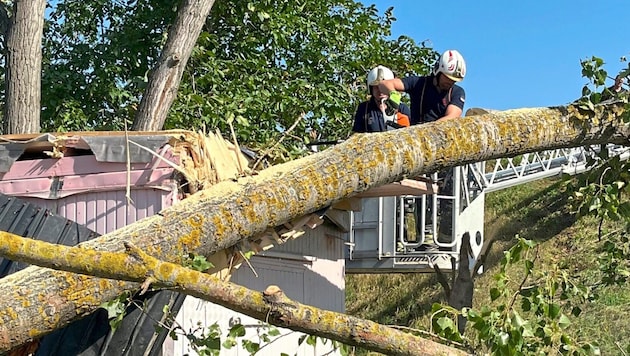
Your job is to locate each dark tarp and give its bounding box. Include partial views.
[0,193,185,356]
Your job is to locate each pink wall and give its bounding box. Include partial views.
[0,149,179,234]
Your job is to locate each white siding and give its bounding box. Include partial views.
[165,229,345,356]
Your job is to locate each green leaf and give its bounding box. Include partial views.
[490,287,501,301]
[101,298,126,320]
[222,338,237,349]
[582,344,602,355]
[101,292,131,331]
[589,197,602,212]
[184,254,214,272]
[109,314,125,331]
[523,239,537,249]
[204,335,222,350]
[436,317,455,331]
[511,311,527,328]
[431,302,445,313]
[268,326,281,337]
[243,340,260,353]
[618,202,630,217]
[548,303,561,319]
[524,259,534,274]
[229,324,246,338]
[558,314,571,329]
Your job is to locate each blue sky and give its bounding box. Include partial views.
[365,0,630,111]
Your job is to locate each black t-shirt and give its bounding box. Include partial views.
[401,75,466,125]
[352,99,411,133]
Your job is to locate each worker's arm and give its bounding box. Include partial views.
[378,78,406,116]
[437,86,465,121]
[437,105,463,121]
[378,78,405,95]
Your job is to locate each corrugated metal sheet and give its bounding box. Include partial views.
[0,194,98,276]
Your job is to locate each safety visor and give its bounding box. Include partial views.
[443,72,463,82]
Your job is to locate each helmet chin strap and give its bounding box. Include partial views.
[433,73,441,87]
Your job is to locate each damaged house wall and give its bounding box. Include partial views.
[0,130,348,355]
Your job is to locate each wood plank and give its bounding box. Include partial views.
[324,208,351,232]
[331,197,362,211]
[305,215,324,229]
[332,178,437,211]
[354,178,438,198]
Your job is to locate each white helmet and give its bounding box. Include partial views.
[433,50,466,82]
[367,65,394,88]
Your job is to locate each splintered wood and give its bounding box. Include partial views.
[169,130,251,193]
[163,130,330,281]
[207,211,327,281]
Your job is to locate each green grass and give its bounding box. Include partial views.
[346,176,630,355]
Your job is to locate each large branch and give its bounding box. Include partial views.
[132,0,216,131]
[0,232,467,355]
[0,103,628,351]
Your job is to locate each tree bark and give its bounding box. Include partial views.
[434,232,474,335]
[2,0,46,134]
[0,233,467,355]
[132,0,216,131]
[0,103,628,351]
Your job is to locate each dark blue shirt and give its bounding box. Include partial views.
[352,99,411,133]
[401,75,466,125]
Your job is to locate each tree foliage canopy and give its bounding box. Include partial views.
[28,0,436,161]
[40,0,176,131]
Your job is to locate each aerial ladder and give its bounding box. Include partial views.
[344,139,630,274]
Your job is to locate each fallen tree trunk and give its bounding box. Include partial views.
[0,231,467,355]
[0,102,628,352]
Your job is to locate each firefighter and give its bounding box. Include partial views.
[378,50,466,124]
[352,65,411,133]
[378,50,468,244]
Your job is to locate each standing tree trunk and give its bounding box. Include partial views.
[2,0,46,135]
[0,103,628,352]
[132,0,216,131]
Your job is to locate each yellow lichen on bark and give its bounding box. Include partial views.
[58,272,105,308]
[2,233,467,355]
[178,215,204,250]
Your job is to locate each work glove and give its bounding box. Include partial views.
[384,90,401,116]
